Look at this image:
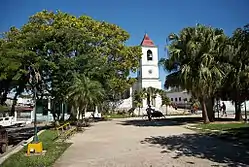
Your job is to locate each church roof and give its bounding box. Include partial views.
[140,33,155,47]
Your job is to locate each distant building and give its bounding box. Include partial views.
[166,90,191,108]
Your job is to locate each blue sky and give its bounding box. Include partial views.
[1,0,248,88]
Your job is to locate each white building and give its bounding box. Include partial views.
[117,34,162,113]
[134,33,162,107]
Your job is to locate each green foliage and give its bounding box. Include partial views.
[0,10,142,117]
[192,123,248,131]
[1,130,71,167]
[67,74,105,118]
[0,105,9,112]
[161,95,171,106]
[160,23,249,122]
[133,90,145,108]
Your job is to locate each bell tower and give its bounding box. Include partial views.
[137,33,161,90]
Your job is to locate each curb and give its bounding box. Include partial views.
[0,130,45,165]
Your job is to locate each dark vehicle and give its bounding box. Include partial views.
[0,125,8,153]
[142,110,166,120]
[151,110,166,119]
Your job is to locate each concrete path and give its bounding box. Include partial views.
[54,117,249,167]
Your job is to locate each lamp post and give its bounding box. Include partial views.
[27,67,43,155]
[32,86,39,143]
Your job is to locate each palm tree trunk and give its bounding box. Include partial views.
[83,104,88,119]
[235,101,243,121]
[244,101,248,123]
[147,94,150,106]
[77,107,81,120]
[62,103,65,121]
[201,98,210,124]
[206,97,215,122]
[166,105,168,116]
[68,105,77,121]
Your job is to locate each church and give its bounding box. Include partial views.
[117,34,163,114]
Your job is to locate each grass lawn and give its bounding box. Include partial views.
[104,113,137,118]
[189,122,249,148]
[193,122,249,131]
[2,130,71,167]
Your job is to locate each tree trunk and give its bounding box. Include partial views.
[10,92,19,116]
[83,104,88,119]
[201,99,210,124]
[77,107,81,120]
[244,101,248,123]
[206,97,215,122]
[68,105,77,121]
[0,91,8,105]
[147,94,150,106]
[166,105,168,116]
[138,107,141,116]
[61,103,65,121]
[235,101,243,121]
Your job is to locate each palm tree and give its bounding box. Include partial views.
[219,24,249,121]
[145,87,159,107]
[133,90,146,115]
[67,74,104,120]
[160,24,227,123]
[158,90,171,115]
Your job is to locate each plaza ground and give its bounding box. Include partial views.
[54,117,249,167]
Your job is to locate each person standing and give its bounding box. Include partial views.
[221,102,227,117]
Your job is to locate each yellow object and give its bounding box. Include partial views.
[27,142,43,155]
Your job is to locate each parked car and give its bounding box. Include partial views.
[0,116,27,127]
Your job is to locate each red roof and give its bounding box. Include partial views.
[140,33,155,47]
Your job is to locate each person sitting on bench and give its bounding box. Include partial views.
[146,105,153,121]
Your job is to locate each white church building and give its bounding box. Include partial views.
[117,34,163,114]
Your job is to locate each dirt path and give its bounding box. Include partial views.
[54,118,249,167]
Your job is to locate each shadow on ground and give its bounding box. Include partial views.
[141,133,249,167]
[7,125,50,146]
[209,126,249,148]
[117,117,202,127]
[118,117,236,127]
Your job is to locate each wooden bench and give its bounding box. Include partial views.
[56,122,77,141]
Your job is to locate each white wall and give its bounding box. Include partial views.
[140,46,160,79]
[142,79,162,89]
[166,91,191,104]
[166,91,249,113]
[17,98,34,105]
[218,100,249,113]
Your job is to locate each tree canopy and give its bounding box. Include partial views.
[160,23,249,123]
[0,10,142,118]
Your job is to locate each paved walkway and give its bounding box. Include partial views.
[54,117,249,167]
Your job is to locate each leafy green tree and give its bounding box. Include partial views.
[0,10,142,121]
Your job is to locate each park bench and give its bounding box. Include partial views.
[56,122,77,141]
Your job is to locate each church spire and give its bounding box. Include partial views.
[140,33,155,47]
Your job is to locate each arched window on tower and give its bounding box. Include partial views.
[147,50,153,61]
